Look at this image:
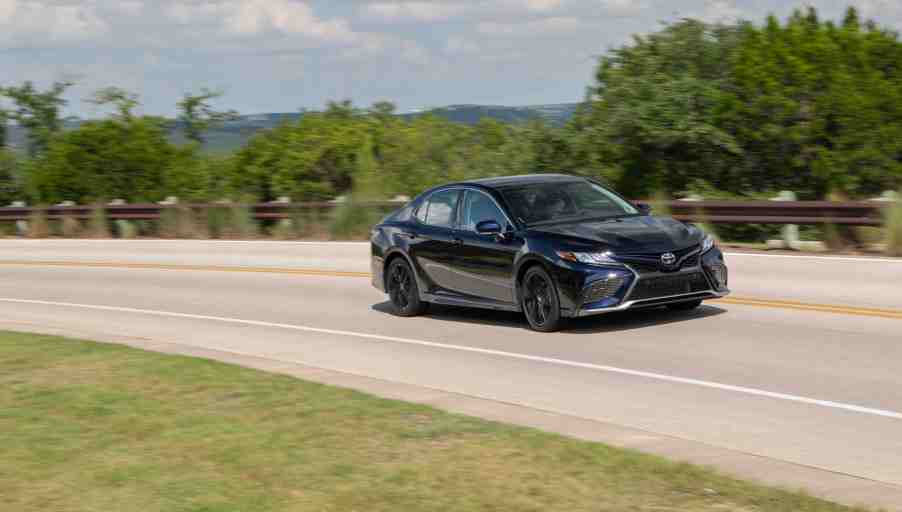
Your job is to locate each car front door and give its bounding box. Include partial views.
[451,189,521,304]
[407,188,465,295]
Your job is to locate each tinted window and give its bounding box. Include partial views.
[500,180,638,226]
[461,190,508,232]
[414,200,428,223]
[422,189,460,228]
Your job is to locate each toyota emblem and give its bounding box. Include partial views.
[661,252,676,266]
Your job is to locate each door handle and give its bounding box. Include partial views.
[452,237,464,246]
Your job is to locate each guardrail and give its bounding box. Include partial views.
[0,200,888,226]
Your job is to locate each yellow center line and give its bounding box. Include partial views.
[0,260,371,278]
[2,260,899,320]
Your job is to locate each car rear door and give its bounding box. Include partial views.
[407,188,465,294]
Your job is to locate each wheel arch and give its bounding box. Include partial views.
[513,255,555,305]
[383,249,420,292]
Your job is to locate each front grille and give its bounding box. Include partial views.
[626,261,661,275]
[628,272,710,301]
[618,245,701,275]
[583,276,626,303]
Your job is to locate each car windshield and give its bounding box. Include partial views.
[499,180,639,226]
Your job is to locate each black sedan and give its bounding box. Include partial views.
[371,174,729,332]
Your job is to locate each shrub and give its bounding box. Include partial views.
[87,202,111,238]
[886,193,902,256]
[26,207,50,238]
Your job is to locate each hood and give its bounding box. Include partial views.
[530,216,702,253]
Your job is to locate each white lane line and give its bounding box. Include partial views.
[724,252,902,263]
[3,296,901,421]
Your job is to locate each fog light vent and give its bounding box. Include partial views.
[708,264,728,289]
[583,276,626,304]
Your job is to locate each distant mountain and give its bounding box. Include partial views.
[400,103,579,126]
[4,103,581,154]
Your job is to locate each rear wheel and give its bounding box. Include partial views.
[666,299,703,312]
[387,259,428,317]
[520,266,564,332]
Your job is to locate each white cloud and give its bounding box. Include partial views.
[164,0,357,42]
[517,0,564,11]
[0,0,16,20]
[113,0,144,16]
[690,0,747,24]
[445,35,481,55]
[0,1,109,45]
[477,16,584,37]
[364,1,468,22]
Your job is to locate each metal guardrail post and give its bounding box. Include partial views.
[109,199,135,238]
[768,191,801,250]
[10,201,28,236]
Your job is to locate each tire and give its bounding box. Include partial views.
[520,266,564,332]
[386,258,428,317]
[666,299,703,312]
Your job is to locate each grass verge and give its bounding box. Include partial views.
[0,331,864,512]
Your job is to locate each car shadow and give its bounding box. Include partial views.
[371,301,728,334]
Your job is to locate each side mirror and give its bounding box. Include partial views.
[475,219,502,236]
[636,202,652,215]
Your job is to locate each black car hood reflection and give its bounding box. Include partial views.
[529,216,701,253]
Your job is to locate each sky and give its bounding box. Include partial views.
[2,0,901,117]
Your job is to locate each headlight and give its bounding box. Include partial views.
[701,234,716,253]
[556,250,620,266]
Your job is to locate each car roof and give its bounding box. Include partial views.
[460,173,585,189]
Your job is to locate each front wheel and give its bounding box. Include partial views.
[520,266,564,332]
[387,259,428,317]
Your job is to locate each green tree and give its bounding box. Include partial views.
[177,89,238,145]
[0,108,8,148]
[724,7,902,197]
[2,80,73,156]
[0,149,21,204]
[582,19,744,198]
[28,116,175,203]
[88,87,140,120]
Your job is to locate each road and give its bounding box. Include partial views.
[1,240,901,509]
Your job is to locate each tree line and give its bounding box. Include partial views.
[1,6,901,209]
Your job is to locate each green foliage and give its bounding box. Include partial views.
[1,80,72,156]
[27,116,175,204]
[0,149,20,205]
[177,88,238,145]
[722,7,902,198]
[225,199,258,239]
[886,193,902,256]
[581,20,744,198]
[580,9,902,199]
[88,87,140,120]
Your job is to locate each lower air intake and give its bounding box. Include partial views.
[583,276,626,304]
[629,272,710,301]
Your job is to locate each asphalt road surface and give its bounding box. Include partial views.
[1,240,900,509]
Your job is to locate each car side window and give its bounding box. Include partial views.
[422,189,460,228]
[461,190,508,232]
[414,200,428,223]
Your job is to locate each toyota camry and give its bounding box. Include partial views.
[371,174,729,332]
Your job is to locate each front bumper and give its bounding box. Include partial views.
[577,289,730,316]
[569,248,730,317]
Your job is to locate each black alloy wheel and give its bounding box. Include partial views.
[387,259,428,317]
[521,266,563,332]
